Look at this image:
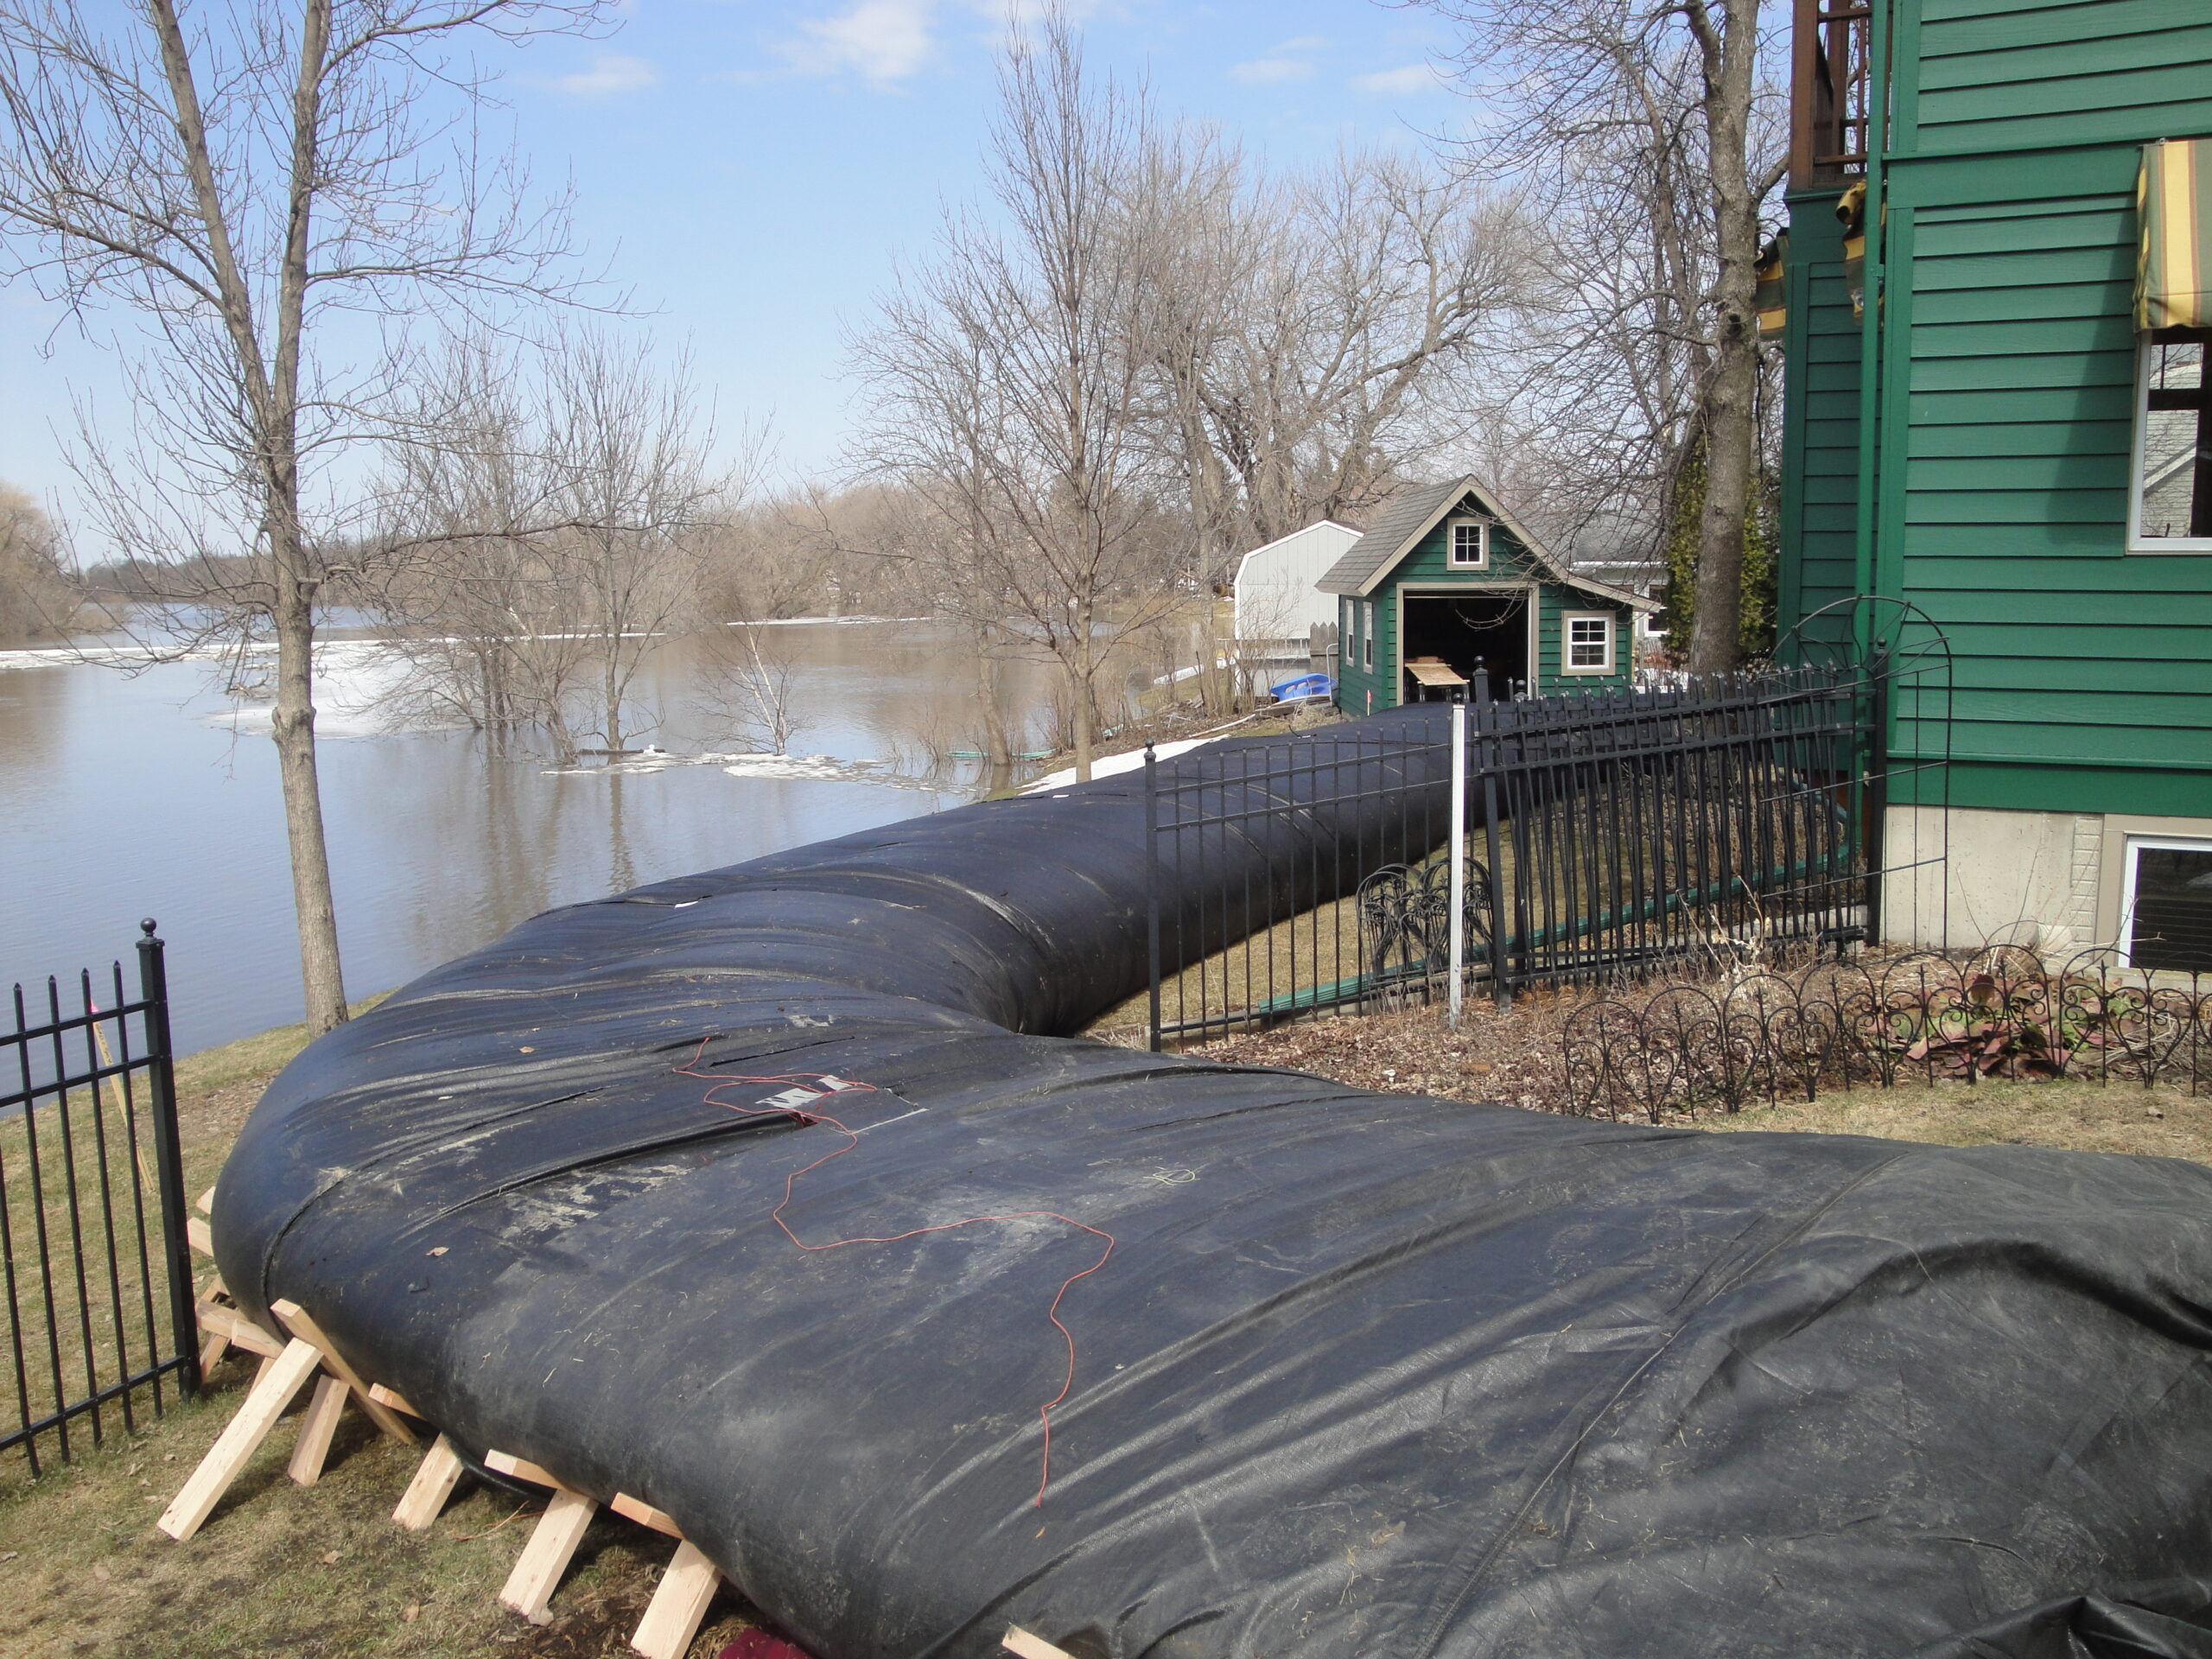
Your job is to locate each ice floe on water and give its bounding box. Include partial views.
[537,748,944,791]
[206,639,445,740]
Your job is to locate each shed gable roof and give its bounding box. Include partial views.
[1315,476,1658,610]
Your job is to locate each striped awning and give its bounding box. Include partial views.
[2138,137,2212,331]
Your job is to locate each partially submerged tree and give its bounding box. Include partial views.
[373,326,730,763]
[851,20,1180,782]
[0,0,613,1033]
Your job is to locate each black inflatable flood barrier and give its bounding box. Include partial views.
[213,708,2212,1659]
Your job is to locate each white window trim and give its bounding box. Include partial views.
[2126,335,2212,555]
[2115,834,2212,969]
[1360,599,1375,670]
[1445,516,1491,569]
[1561,610,1615,675]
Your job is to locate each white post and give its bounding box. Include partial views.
[1448,697,1466,1032]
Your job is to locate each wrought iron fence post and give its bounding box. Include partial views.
[1144,745,1163,1053]
[1448,697,1467,1031]
[135,921,200,1400]
[1865,652,1890,948]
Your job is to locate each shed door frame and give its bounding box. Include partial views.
[1392,581,1538,706]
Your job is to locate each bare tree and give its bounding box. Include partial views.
[1421,0,1787,669]
[850,18,1180,781]
[694,621,805,755]
[0,0,614,1032]
[1135,139,1529,576]
[372,325,730,763]
[0,483,77,641]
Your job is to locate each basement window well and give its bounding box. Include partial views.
[2120,838,2212,974]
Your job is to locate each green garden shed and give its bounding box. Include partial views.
[1318,476,1657,715]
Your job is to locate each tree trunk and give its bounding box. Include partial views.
[1071,604,1096,782]
[1685,0,1764,677]
[270,588,349,1033]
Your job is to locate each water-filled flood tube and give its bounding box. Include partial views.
[215,709,2212,1659]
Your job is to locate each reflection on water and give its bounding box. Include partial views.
[0,622,1052,1055]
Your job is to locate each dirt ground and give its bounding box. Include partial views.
[1188,992,2212,1166]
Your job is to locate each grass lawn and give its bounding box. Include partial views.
[2,1003,771,1659]
[1697,1072,2212,1162]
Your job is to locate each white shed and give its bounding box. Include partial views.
[1231,520,1363,644]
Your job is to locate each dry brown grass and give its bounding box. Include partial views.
[2,1005,777,1659]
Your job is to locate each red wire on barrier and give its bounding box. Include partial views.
[674,1039,1114,1508]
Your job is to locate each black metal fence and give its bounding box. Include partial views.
[1563,946,2212,1117]
[3,924,199,1474]
[1142,660,1935,1047]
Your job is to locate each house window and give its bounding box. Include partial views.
[1447,518,1488,568]
[2130,330,2212,550]
[2120,838,2212,972]
[1562,612,1613,674]
[1361,601,1375,669]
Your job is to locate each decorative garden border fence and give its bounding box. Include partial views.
[1143,639,1948,1048]
[1561,945,2212,1118]
[3,924,200,1474]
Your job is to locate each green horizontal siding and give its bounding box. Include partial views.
[1921,0,2201,52]
[1764,5,2212,813]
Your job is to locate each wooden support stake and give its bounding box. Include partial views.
[198,1329,229,1376]
[499,1488,597,1624]
[199,1304,284,1361]
[485,1448,565,1488]
[366,1382,422,1418]
[270,1300,417,1446]
[630,1539,721,1659]
[1003,1629,1077,1659]
[610,1492,682,1538]
[186,1215,215,1257]
[157,1337,322,1541]
[196,1185,216,1213]
[287,1375,348,1486]
[393,1435,467,1531]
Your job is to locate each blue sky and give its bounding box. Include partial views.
[0,1,1471,514]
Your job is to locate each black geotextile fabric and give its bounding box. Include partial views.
[213,708,2212,1659]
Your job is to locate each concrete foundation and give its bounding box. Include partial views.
[1882,804,2212,957]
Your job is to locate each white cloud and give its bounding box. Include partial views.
[783,0,937,86]
[551,54,659,98]
[1352,62,1445,95]
[1229,35,1326,85]
[1230,55,1313,85]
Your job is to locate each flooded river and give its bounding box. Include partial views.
[0,620,1053,1054]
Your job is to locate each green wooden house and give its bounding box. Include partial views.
[1318,477,1657,715]
[1777,0,2212,964]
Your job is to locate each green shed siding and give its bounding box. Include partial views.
[1778,0,2212,817]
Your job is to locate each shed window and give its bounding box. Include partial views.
[1563,612,1613,673]
[1447,518,1488,568]
[2120,838,2212,973]
[2132,330,2212,549]
[1361,601,1375,669]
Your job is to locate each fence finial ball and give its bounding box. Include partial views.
[141,918,157,938]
